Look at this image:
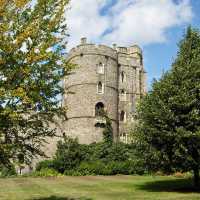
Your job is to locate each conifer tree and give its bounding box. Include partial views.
[137,27,200,187]
[0,0,72,166]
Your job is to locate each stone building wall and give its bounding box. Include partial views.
[63,39,119,143]
[63,38,146,144]
[117,45,146,143]
[19,38,146,174]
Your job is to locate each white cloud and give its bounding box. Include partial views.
[65,0,110,49]
[66,0,193,49]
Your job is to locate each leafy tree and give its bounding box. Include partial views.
[0,0,72,166]
[0,163,17,177]
[136,27,200,187]
[53,137,88,173]
[90,113,114,162]
[102,115,113,144]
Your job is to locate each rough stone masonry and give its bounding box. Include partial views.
[62,38,147,144]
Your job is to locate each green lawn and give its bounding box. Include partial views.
[0,176,199,200]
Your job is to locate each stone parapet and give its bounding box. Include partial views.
[67,44,118,62]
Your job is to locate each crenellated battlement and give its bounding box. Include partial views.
[67,39,118,61]
[67,38,143,64]
[128,45,142,55]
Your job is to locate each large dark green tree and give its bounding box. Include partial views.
[0,0,72,166]
[136,27,200,187]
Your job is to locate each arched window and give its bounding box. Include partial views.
[120,110,126,122]
[140,55,143,65]
[97,62,104,74]
[97,81,104,94]
[95,102,104,117]
[121,71,125,83]
[120,89,126,101]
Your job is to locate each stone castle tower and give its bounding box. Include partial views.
[62,38,146,144]
[18,38,146,174]
[18,38,146,173]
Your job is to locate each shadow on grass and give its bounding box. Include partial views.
[136,177,200,193]
[29,196,93,200]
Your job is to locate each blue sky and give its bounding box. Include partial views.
[144,0,200,89]
[66,0,200,89]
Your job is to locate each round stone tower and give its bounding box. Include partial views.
[23,38,146,174]
[63,38,119,144]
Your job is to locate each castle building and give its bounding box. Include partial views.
[17,38,147,174]
[62,38,146,144]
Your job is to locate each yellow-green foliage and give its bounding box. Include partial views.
[24,168,62,177]
[0,0,72,166]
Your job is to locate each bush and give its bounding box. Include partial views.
[0,165,17,177]
[64,161,106,176]
[63,160,146,176]
[26,168,61,177]
[104,160,145,175]
[36,160,54,171]
[80,161,106,175]
[129,159,148,175]
[64,169,83,176]
[173,172,185,178]
[31,111,148,177]
[33,137,148,176]
[105,162,127,175]
[106,143,135,162]
[53,137,88,173]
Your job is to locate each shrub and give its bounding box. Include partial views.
[36,160,54,171]
[89,142,111,163]
[104,161,143,175]
[63,160,146,176]
[53,137,87,173]
[106,143,134,162]
[34,111,149,177]
[64,161,106,176]
[105,162,125,175]
[0,165,17,177]
[155,171,165,176]
[64,169,85,176]
[27,168,61,177]
[128,159,148,175]
[33,137,148,176]
[79,161,106,175]
[173,172,185,178]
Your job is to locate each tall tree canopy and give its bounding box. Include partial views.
[0,0,72,167]
[136,27,200,187]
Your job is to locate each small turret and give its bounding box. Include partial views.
[80,37,87,45]
[128,45,143,66]
[128,45,142,56]
[112,43,117,50]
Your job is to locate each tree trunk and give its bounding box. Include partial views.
[193,168,200,188]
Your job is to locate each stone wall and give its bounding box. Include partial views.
[63,38,146,144]
[117,45,146,142]
[63,41,119,143]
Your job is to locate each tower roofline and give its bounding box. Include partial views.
[77,37,142,53]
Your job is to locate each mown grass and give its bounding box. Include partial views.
[0,175,199,200]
